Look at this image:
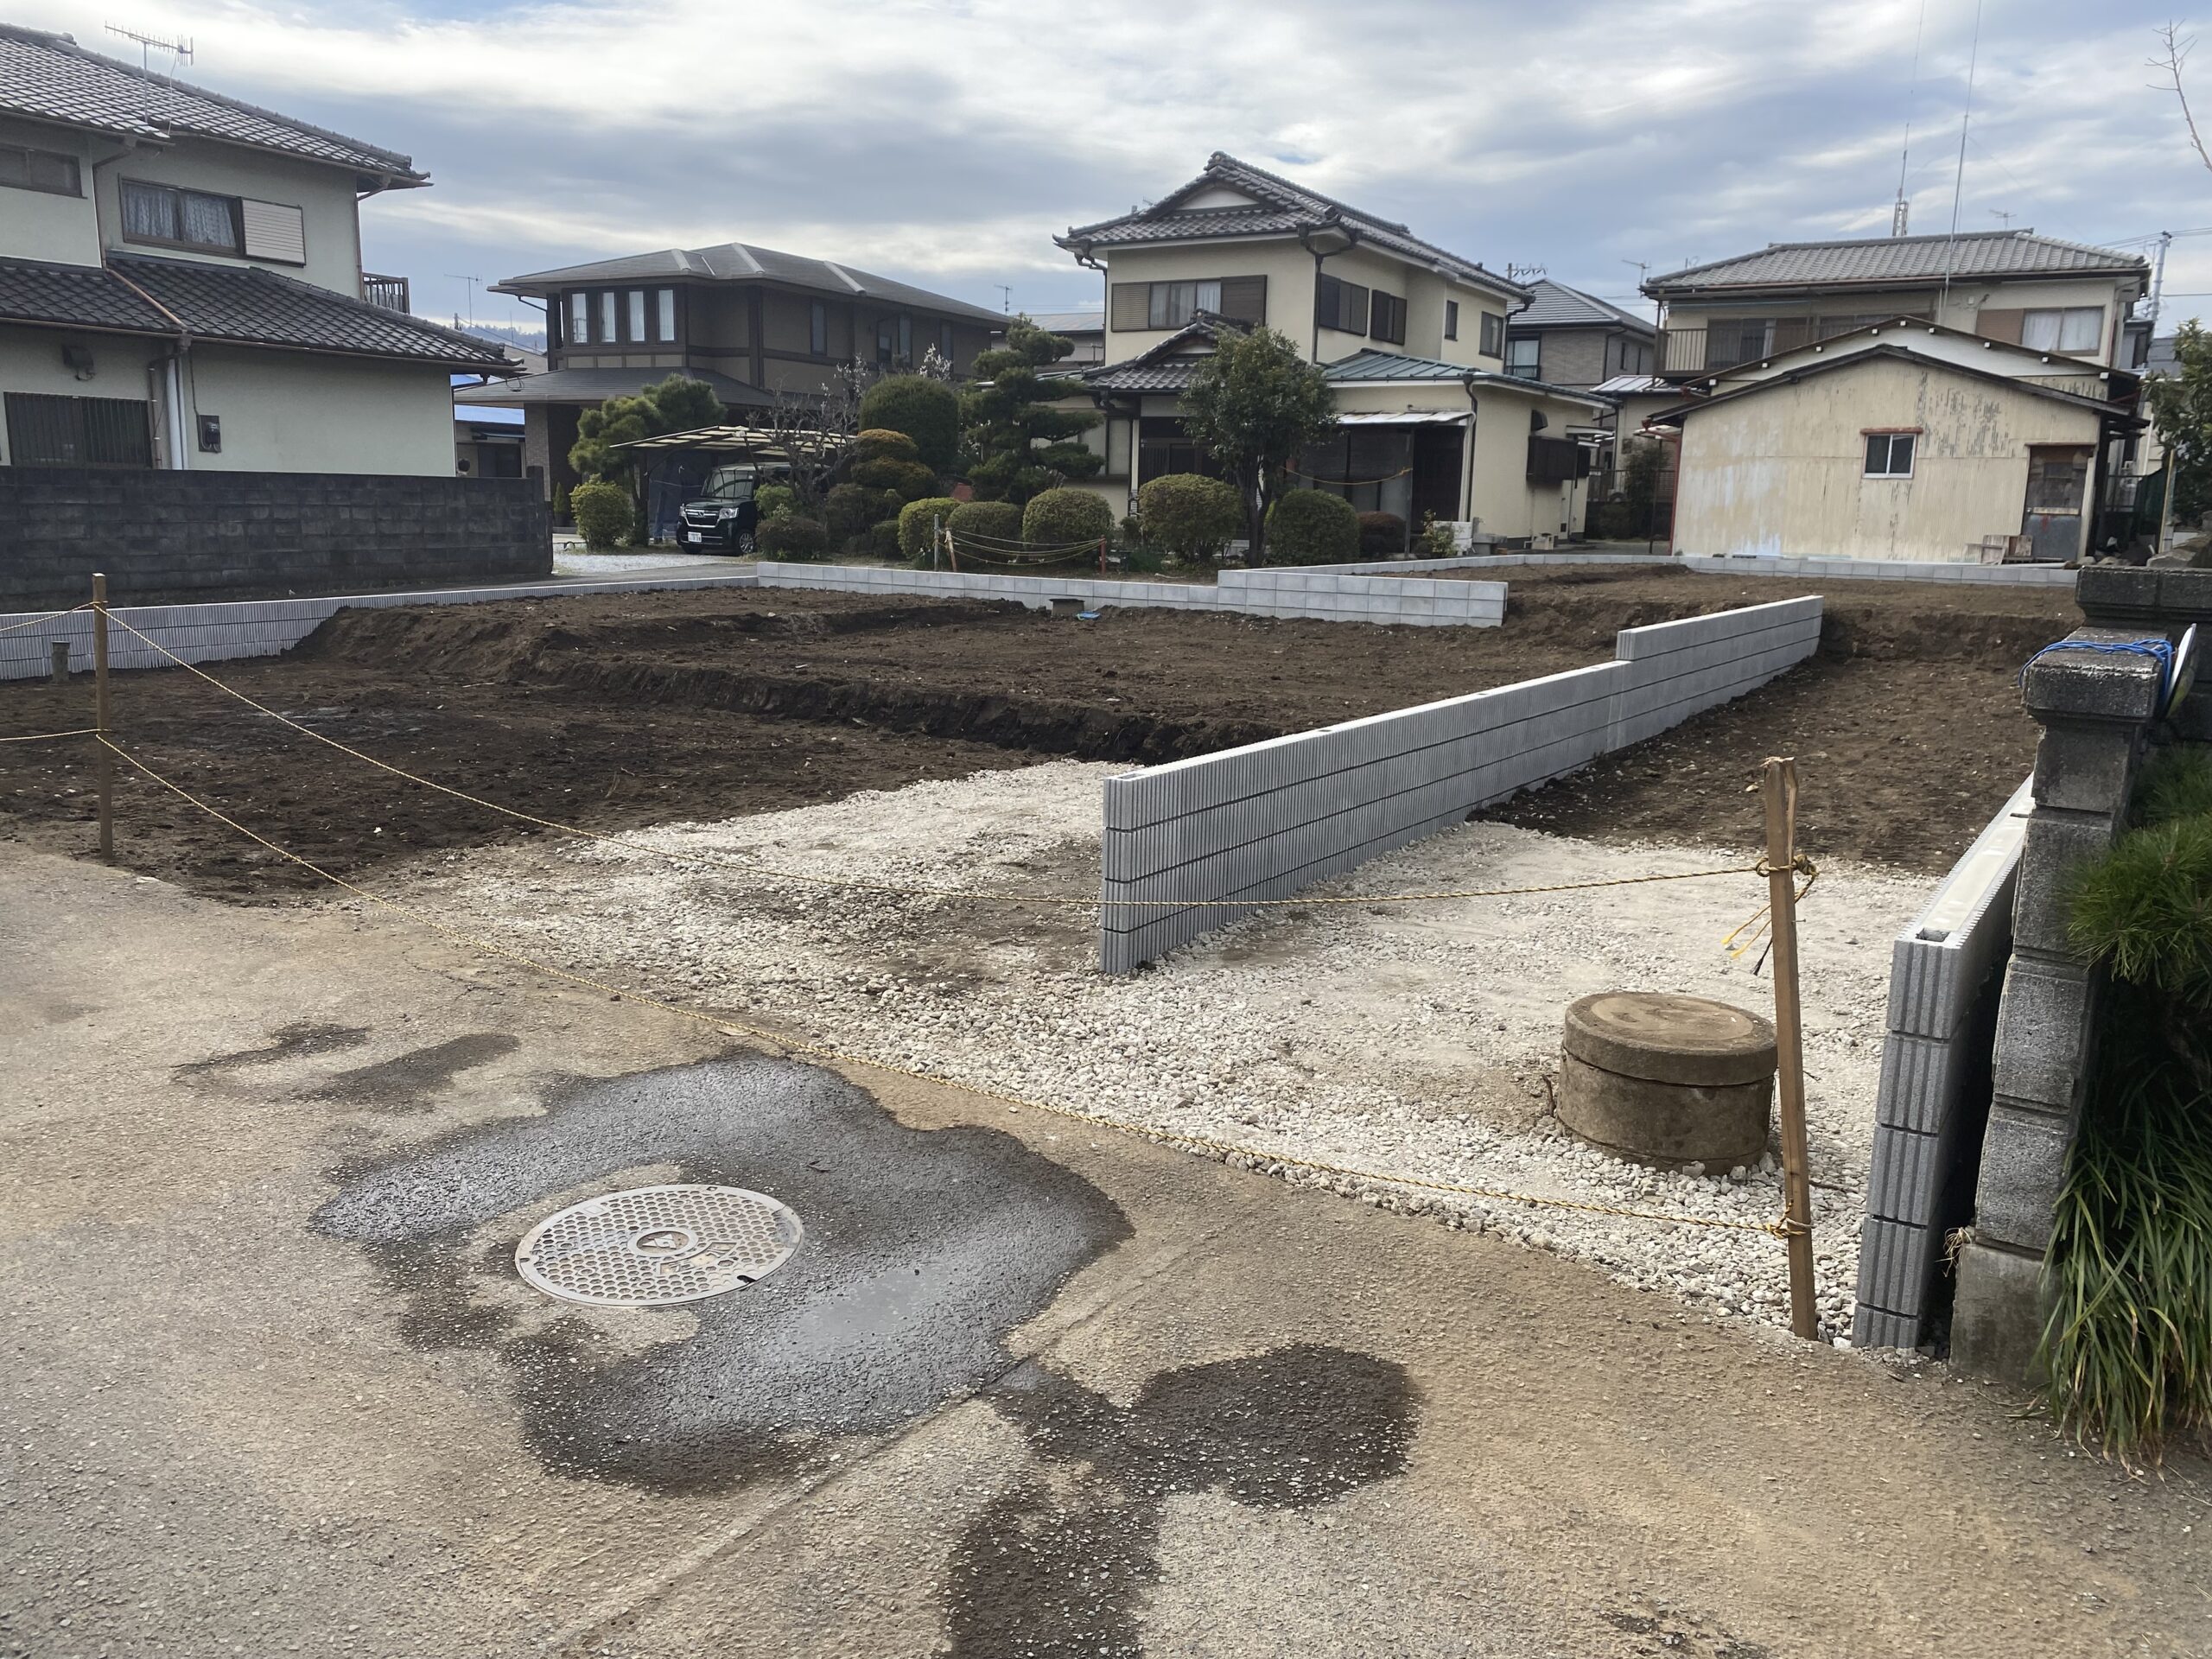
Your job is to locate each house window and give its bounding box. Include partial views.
[1369,290,1407,346]
[656,289,677,342]
[0,142,80,196]
[593,291,614,344]
[1150,281,1219,328]
[877,318,896,365]
[5,392,154,467]
[1444,300,1459,340]
[899,315,912,364]
[1864,431,1916,478]
[626,289,647,343]
[120,180,241,252]
[810,300,828,356]
[1316,275,1371,335]
[566,292,590,345]
[940,320,956,362]
[2021,307,2105,356]
[1478,310,1503,356]
[1136,416,1217,482]
[1110,276,1265,330]
[1505,336,1541,378]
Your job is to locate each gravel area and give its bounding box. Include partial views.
[393,761,1935,1341]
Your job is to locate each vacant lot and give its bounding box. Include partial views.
[0,566,2076,893]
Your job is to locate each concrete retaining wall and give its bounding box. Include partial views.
[0,570,761,682]
[1345,551,2075,586]
[1853,779,2033,1351]
[1096,595,1824,972]
[753,562,1507,627]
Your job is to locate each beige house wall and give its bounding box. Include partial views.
[184,346,458,474]
[0,118,106,267]
[94,142,366,297]
[1671,353,2101,563]
[0,324,164,465]
[1101,242,1316,360]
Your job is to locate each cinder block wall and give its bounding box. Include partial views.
[1854,779,2032,1351]
[0,467,550,610]
[1096,596,1823,972]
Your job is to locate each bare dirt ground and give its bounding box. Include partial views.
[0,568,2075,895]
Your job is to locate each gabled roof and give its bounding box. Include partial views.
[1320,347,1615,410]
[1673,314,2139,398]
[1056,152,1527,302]
[1646,342,2139,429]
[0,254,513,370]
[1080,316,1239,393]
[1645,229,2146,297]
[1021,309,1106,336]
[0,25,423,182]
[493,243,1004,322]
[1511,280,1656,335]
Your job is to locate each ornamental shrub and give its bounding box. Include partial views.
[851,456,939,500]
[899,495,959,560]
[1264,488,1358,564]
[825,481,897,537]
[569,480,632,551]
[1357,511,1407,558]
[1135,474,1241,563]
[863,518,903,561]
[858,377,962,473]
[1021,486,1114,549]
[755,515,830,560]
[851,428,921,466]
[753,482,797,522]
[947,499,1023,545]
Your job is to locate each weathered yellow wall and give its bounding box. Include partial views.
[1672,354,2100,563]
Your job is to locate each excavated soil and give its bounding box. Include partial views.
[0,568,2078,896]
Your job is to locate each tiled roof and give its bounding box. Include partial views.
[0,25,421,180]
[1080,316,1236,393]
[1511,279,1655,334]
[1322,348,1613,409]
[1057,152,1526,301]
[494,242,1005,322]
[1645,229,2147,295]
[0,254,512,368]
[1021,310,1105,335]
[1648,344,2134,427]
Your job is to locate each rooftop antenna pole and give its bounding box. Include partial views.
[2149,229,2173,331]
[1989,208,2015,230]
[446,274,482,326]
[1939,0,1985,310]
[1893,0,1925,235]
[995,284,1013,315]
[105,22,192,72]
[1622,258,1654,321]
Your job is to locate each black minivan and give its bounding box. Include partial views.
[677,462,772,553]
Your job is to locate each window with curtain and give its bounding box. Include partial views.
[626,290,646,342]
[2021,307,2105,355]
[656,289,677,342]
[568,292,590,345]
[1147,280,1221,329]
[120,181,239,251]
[596,291,615,344]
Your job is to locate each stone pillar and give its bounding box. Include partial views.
[1951,629,2164,1382]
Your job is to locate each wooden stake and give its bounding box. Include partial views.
[1761,755,1817,1338]
[92,571,113,861]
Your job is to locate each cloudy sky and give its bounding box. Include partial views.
[20,0,2212,334]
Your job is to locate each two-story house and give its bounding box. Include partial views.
[1640,229,2152,563]
[0,24,511,475]
[1052,153,1613,543]
[1503,280,1656,388]
[465,245,1005,499]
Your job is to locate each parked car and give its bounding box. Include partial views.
[677,462,779,552]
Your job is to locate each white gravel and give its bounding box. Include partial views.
[396,760,1935,1339]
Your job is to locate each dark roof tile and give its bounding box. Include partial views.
[1512,279,1655,334]
[1646,230,2146,295]
[494,241,1004,322]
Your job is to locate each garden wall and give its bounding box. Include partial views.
[1096,596,1824,972]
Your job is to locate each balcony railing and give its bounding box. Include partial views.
[1658,327,1708,375]
[361,272,410,313]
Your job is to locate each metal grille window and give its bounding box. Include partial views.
[1316,275,1370,336]
[121,180,240,251]
[1863,432,1916,478]
[5,392,154,467]
[0,142,80,195]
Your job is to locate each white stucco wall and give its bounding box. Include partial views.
[1670,353,2101,563]
[0,118,105,267]
[181,346,456,474]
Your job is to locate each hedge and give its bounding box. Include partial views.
[947,499,1023,544]
[756,515,830,559]
[899,495,960,560]
[569,480,632,551]
[857,377,961,474]
[1357,511,1406,557]
[1136,474,1242,562]
[1265,489,1359,564]
[1021,486,1114,549]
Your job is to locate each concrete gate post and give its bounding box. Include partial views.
[1950,630,2166,1382]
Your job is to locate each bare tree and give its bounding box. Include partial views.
[757,359,868,513]
[2153,22,2212,178]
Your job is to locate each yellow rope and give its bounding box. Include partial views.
[100,734,1785,1239]
[0,728,99,744]
[0,602,91,635]
[97,610,1777,912]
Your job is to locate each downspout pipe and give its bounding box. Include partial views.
[1459,376,1480,527]
[109,264,194,470]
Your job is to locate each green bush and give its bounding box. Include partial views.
[852,456,939,500]
[1357,511,1406,558]
[1264,488,1358,565]
[753,482,797,522]
[1414,512,1457,559]
[1021,486,1114,549]
[755,515,830,560]
[826,481,897,537]
[899,496,959,560]
[947,499,1023,545]
[2134,746,2212,829]
[569,480,632,550]
[2068,812,2212,1005]
[863,518,903,561]
[550,480,572,526]
[851,428,921,466]
[1135,474,1241,563]
[858,378,962,474]
[1120,543,1166,575]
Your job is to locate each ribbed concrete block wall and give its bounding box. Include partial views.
[1853,779,2033,1351]
[1287,551,2075,586]
[0,571,761,682]
[753,563,1506,626]
[1096,595,1823,972]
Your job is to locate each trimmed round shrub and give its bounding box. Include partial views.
[755,514,830,560]
[851,428,921,466]
[1136,474,1242,563]
[1357,511,1407,558]
[569,480,632,551]
[947,499,1023,544]
[851,456,938,500]
[858,377,961,473]
[1021,486,1114,549]
[753,482,798,521]
[1265,488,1359,565]
[899,495,960,560]
[863,518,903,561]
[825,481,898,537]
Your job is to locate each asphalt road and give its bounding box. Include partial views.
[3,845,2208,1658]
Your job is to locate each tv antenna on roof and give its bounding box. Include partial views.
[995,284,1013,314]
[105,23,193,72]
[447,273,484,324]
[1507,263,1547,283]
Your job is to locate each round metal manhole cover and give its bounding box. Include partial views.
[515,1184,803,1308]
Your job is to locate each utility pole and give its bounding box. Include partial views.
[2148,230,2173,333]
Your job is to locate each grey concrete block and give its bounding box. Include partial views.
[1852,1304,1922,1351]
[2030,721,2143,817]
[2021,631,2168,723]
[1972,1104,2076,1254]
[1950,1239,2052,1386]
[2010,810,2122,958]
[1990,954,2093,1116]
[1855,1214,1937,1318]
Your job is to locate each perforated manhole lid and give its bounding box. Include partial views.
[515,1184,802,1308]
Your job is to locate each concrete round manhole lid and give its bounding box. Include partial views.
[515,1184,803,1308]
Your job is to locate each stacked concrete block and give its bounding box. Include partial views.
[0,570,763,683]
[1097,596,1823,973]
[1675,554,2074,588]
[1854,778,2034,1351]
[1950,632,2169,1383]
